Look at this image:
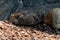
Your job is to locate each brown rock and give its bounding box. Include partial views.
[44,9,53,25]
[45,8,60,29]
[9,8,43,25]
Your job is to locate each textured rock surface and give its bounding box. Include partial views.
[44,0,60,4]
[0,0,23,20]
[0,0,15,20]
[46,8,60,29]
[9,8,43,25]
[0,0,60,20]
[1,0,60,26]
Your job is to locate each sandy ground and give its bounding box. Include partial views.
[0,21,60,40]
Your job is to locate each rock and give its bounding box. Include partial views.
[41,3,60,24]
[30,0,47,7]
[22,0,47,8]
[17,0,23,8]
[0,0,24,20]
[45,8,60,29]
[22,0,31,7]
[44,0,60,4]
[44,9,53,26]
[9,8,43,25]
[0,0,15,20]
